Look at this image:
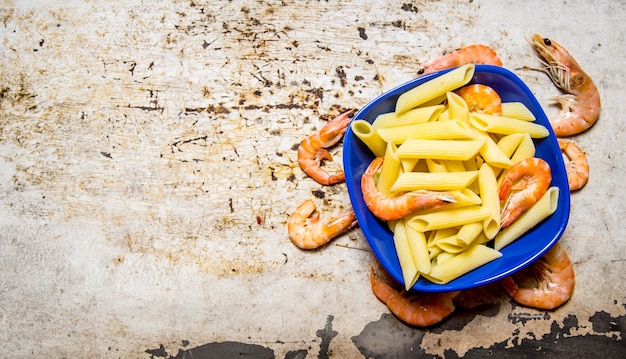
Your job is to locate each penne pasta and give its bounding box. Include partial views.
[425,244,503,284]
[471,129,514,168]
[390,170,479,192]
[407,205,491,232]
[470,113,550,138]
[377,142,401,195]
[405,223,431,275]
[396,139,485,161]
[478,163,501,239]
[395,64,475,114]
[350,120,387,157]
[494,187,560,250]
[393,220,420,289]
[446,91,470,123]
[372,105,445,129]
[376,119,474,145]
[501,102,536,121]
[510,133,536,164]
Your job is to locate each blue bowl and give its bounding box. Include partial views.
[343,65,570,292]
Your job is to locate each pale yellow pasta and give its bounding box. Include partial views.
[376,119,474,145]
[494,187,560,250]
[470,113,550,138]
[437,108,450,122]
[501,102,536,121]
[405,223,431,275]
[395,64,475,114]
[350,120,387,157]
[446,91,470,123]
[396,139,485,161]
[377,142,401,195]
[456,221,485,246]
[510,133,536,163]
[372,105,445,129]
[410,157,428,172]
[401,158,421,173]
[390,170,479,192]
[407,205,491,232]
[393,220,420,290]
[470,129,514,168]
[444,160,467,173]
[478,163,501,239]
[436,234,470,254]
[426,158,448,173]
[496,133,526,158]
[425,245,503,284]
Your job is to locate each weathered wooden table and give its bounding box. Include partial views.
[1,1,625,357]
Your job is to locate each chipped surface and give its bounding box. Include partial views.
[1,0,625,357]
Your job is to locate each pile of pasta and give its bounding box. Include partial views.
[352,64,559,289]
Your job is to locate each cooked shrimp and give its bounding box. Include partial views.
[455,84,502,115]
[420,44,503,75]
[287,199,357,250]
[297,109,355,185]
[529,34,601,137]
[499,157,552,228]
[501,242,575,310]
[370,267,459,327]
[361,157,456,221]
[559,139,589,191]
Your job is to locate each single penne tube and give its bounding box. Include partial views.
[469,113,550,138]
[456,221,484,246]
[435,234,470,254]
[407,205,492,232]
[372,105,445,129]
[494,187,560,250]
[390,170,479,192]
[377,142,401,195]
[393,220,420,290]
[350,120,387,157]
[426,158,448,173]
[437,108,450,122]
[510,133,536,164]
[401,158,421,172]
[395,64,475,114]
[444,160,467,173]
[405,223,431,275]
[376,119,474,144]
[427,227,458,246]
[496,133,525,158]
[425,244,503,284]
[501,102,536,121]
[396,139,485,161]
[478,163,501,239]
[471,129,514,168]
[446,91,470,123]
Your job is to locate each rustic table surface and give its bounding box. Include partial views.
[1,0,625,358]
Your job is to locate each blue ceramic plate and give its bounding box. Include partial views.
[343,65,570,292]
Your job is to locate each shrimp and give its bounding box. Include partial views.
[559,139,589,191]
[500,242,575,310]
[420,44,503,75]
[287,199,357,250]
[528,34,601,137]
[297,109,355,185]
[370,267,459,327]
[361,157,456,221]
[499,157,552,228]
[455,84,502,115]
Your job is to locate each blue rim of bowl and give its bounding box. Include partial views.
[343,65,571,292]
